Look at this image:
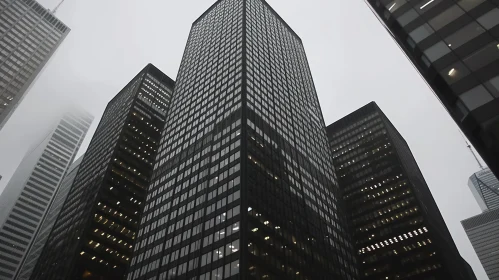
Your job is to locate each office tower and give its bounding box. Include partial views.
[0,0,70,130]
[326,102,475,280]
[468,167,499,211]
[16,156,83,280]
[30,64,175,280]
[364,0,499,179]
[462,209,499,280]
[127,1,357,280]
[0,110,92,280]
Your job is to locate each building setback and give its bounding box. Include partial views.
[462,207,499,280]
[16,156,83,280]
[0,110,92,280]
[468,167,499,211]
[326,102,475,280]
[127,1,357,280]
[363,0,499,180]
[29,64,175,280]
[0,0,70,130]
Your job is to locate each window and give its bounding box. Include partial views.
[485,75,499,98]
[384,0,407,13]
[477,8,499,30]
[409,23,434,43]
[463,42,499,71]
[457,0,485,11]
[397,8,419,26]
[415,0,443,13]
[440,61,470,84]
[423,41,451,62]
[459,85,494,110]
[428,5,465,31]
[444,22,484,50]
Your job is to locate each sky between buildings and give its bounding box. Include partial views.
[0,0,489,278]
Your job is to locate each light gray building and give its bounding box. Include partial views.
[462,209,499,280]
[15,156,83,280]
[0,110,91,280]
[469,168,499,211]
[0,0,70,130]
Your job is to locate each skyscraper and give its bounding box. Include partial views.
[468,167,499,211]
[30,64,175,280]
[127,1,357,280]
[0,110,92,280]
[326,102,475,279]
[0,0,70,130]
[364,0,499,180]
[16,156,84,280]
[462,208,499,280]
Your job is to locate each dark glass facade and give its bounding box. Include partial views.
[0,0,70,130]
[29,64,175,280]
[127,1,357,280]
[364,0,499,180]
[327,102,475,280]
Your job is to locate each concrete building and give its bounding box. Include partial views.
[0,110,92,280]
[0,0,70,130]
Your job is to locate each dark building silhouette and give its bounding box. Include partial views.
[363,0,499,181]
[30,64,175,280]
[0,0,70,130]
[126,0,357,280]
[327,102,475,280]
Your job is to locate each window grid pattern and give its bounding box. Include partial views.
[367,0,499,196]
[244,0,357,279]
[0,111,91,280]
[0,0,69,129]
[328,102,472,280]
[128,1,243,279]
[30,65,174,280]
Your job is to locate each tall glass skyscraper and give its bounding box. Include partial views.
[327,102,475,280]
[364,0,499,180]
[16,156,84,280]
[127,1,357,280]
[0,0,70,130]
[0,109,92,280]
[29,64,175,280]
[468,167,499,211]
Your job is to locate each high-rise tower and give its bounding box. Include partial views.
[30,64,175,280]
[16,156,84,280]
[327,102,475,280]
[0,109,92,280]
[127,1,357,280]
[468,167,499,211]
[363,0,499,180]
[0,0,70,130]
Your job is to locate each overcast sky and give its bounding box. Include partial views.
[0,0,489,278]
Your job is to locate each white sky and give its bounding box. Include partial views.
[0,0,488,278]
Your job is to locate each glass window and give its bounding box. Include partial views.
[444,22,485,50]
[459,85,494,110]
[428,5,465,31]
[485,75,499,98]
[397,8,419,26]
[415,0,443,13]
[385,0,407,13]
[409,23,434,43]
[424,41,451,62]
[463,42,499,71]
[457,0,485,11]
[477,8,499,30]
[440,61,471,84]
